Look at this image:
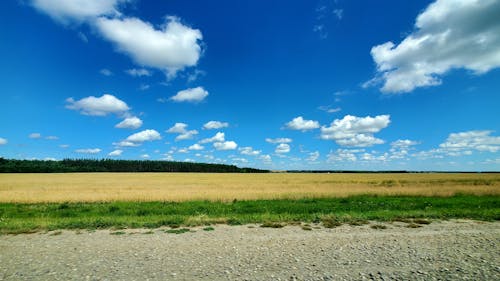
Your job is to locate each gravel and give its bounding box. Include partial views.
[1,220,499,280]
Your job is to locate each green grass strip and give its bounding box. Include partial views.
[0,195,498,234]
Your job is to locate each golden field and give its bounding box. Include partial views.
[0,172,499,203]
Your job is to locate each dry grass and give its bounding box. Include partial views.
[0,173,499,203]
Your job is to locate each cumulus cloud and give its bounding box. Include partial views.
[113,141,140,147]
[203,121,229,130]
[318,106,341,114]
[176,130,198,141]
[214,141,237,151]
[31,0,123,23]
[140,154,150,159]
[200,132,225,144]
[125,129,161,143]
[96,16,203,78]
[320,115,390,147]
[390,139,419,159]
[115,116,143,129]
[260,154,272,163]
[125,68,152,77]
[188,144,204,151]
[0,137,7,145]
[170,87,208,103]
[307,151,320,162]
[45,136,59,140]
[59,144,70,148]
[166,123,197,141]
[327,149,363,162]
[75,148,101,154]
[166,123,188,134]
[368,0,500,93]
[285,116,319,131]
[108,149,122,156]
[29,133,41,139]
[440,130,500,153]
[265,138,292,144]
[240,147,261,156]
[275,143,291,154]
[66,94,130,116]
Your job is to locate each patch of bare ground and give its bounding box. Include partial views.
[0,220,498,280]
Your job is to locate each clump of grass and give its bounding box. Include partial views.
[413,218,431,225]
[260,222,286,228]
[349,219,369,226]
[165,228,190,234]
[49,230,62,236]
[406,223,422,228]
[203,226,215,231]
[301,226,312,231]
[142,230,154,234]
[321,216,343,228]
[370,224,387,230]
[110,231,126,235]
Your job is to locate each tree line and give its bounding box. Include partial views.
[0,158,268,173]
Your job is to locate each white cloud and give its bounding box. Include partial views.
[95,16,203,78]
[307,151,320,162]
[170,87,208,103]
[44,157,58,161]
[45,136,59,140]
[125,68,152,77]
[140,154,150,159]
[285,116,319,131]
[115,116,143,129]
[31,0,123,23]
[214,141,237,151]
[166,123,198,141]
[113,141,140,147]
[75,148,101,154]
[390,139,419,159]
[108,149,123,156]
[368,0,500,93]
[66,94,130,116]
[125,129,161,143]
[260,154,272,163]
[391,139,419,148]
[29,133,41,139]
[440,130,500,153]
[318,106,341,113]
[188,144,204,151]
[265,138,292,144]
[203,121,229,130]
[240,146,261,156]
[275,143,290,154]
[176,130,198,141]
[59,144,69,148]
[320,115,390,147]
[167,123,188,134]
[200,132,225,144]
[178,148,188,153]
[100,68,113,76]
[327,149,363,162]
[0,137,7,145]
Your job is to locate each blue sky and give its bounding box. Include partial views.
[0,0,499,171]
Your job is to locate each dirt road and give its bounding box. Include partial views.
[1,220,499,280]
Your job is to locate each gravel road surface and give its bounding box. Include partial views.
[1,220,499,280]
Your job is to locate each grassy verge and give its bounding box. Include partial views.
[0,194,498,234]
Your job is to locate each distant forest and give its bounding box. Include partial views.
[0,158,268,173]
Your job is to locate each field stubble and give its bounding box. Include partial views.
[0,172,498,203]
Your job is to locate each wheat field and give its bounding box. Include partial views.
[0,172,499,203]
